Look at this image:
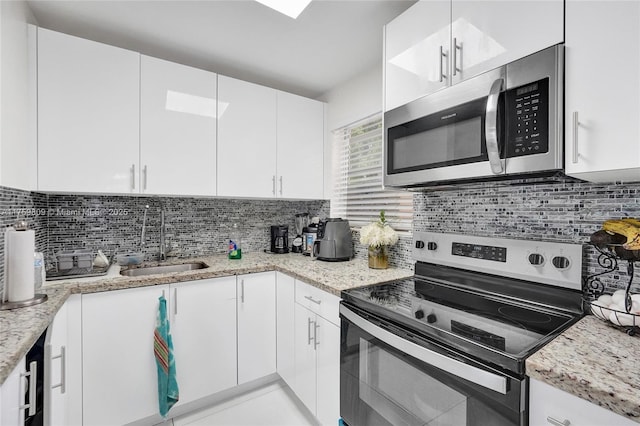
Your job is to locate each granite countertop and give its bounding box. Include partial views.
[527,315,640,423]
[0,252,413,385]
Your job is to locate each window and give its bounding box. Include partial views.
[331,114,413,232]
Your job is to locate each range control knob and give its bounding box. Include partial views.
[528,253,545,266]
[552,256,571,270]
[427,242,438,251]
[414,309,425,319]
[415,240,425,249]
[426,314,437,324]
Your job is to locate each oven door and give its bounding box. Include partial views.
[383,67,506,188]
[340,304,526,426]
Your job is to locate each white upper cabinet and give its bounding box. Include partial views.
[450,1,563,85]
[140,56,217,196]
[217,75,278,198]
[384,0,450,111]
[276,91,324,199]
[37,28,140,193]
[384,0,564,112]
[564,1,640,183]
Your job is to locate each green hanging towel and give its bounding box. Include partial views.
[154,295,179,418]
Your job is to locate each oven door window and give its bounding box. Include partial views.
[340,312,524,426]
[386,95,504,175]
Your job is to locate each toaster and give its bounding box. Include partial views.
[312,218,353,261]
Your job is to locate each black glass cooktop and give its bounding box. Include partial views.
[341,263,583,375]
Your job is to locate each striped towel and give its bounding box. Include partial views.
[154,295,179,418]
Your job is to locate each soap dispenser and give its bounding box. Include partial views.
[228,223,242,260]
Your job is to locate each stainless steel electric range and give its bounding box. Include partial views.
[339,232,584,426]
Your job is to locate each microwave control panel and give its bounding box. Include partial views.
[505,77,549,157]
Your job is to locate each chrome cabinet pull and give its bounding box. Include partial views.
[130,164,136,190]
[241,279,245,303]
[143,165,148,191]
[439,45,447,82]
[20,361,37,416]
[485,78,504,174]
[272,175,276,196]
[547,416,570,426]
[572,111,579,164]
[304,295,321,305]
[307,317,314,345]
[453,38,462,76]
[174,288,178,315]
[314,322,320,350]
[51,345,66,394]
[279,176,283,196]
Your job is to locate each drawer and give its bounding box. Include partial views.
[295,279,340,326]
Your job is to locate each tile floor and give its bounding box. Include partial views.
[171,381,316,426]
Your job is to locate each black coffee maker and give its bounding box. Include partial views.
[270,225,289,254]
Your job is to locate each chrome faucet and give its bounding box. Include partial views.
[140,205,150,248]
[159,210,167,261]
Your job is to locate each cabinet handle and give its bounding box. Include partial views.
[272,175,276,196]
[572,111,579,164]
[174,288,178,315]
[439,45,447,82]
[130,164,136,190]
[307,317,315,345]
[20,361,37,416]
[314,322,320,350]
[279,176,283,196]
[51,345,66,394]
[304,295,322,305]
[546,416,570,426]
[453,38,462,76]
[241,279,245,303]
[143,165,148,191]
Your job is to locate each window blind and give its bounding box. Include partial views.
[331,114,413,231]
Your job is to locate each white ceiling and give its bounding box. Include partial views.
[26,0,416,99]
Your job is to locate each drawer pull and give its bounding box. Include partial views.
[547,416,570,426]
[304,295,321,305]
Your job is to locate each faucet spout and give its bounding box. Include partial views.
[159,210,166,261]
[140,205,150,247]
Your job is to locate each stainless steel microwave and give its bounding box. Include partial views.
[384,44,563,188]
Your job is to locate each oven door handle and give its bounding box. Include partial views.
[340,305,508,395]
[485,78,504,175]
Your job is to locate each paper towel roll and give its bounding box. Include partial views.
[4,227,35,302]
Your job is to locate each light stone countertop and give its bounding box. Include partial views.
[0,252,413,385]
[526,315,640,423]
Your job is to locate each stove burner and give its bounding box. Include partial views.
[497,306,553,324]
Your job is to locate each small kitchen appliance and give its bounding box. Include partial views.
[292,213,309,253]
[270,225,289,254]
[339,232,584,426]
[312,218,352,261]
[302,223,318,256]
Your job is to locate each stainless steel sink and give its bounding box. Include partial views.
[120,262,208,277]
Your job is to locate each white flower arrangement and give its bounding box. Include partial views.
[359,211,399,248]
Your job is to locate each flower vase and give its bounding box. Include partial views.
[368,245,389,269]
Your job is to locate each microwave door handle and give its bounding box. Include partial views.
[485,78,504,174]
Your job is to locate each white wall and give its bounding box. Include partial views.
[1,1,37,190]
[317,64,383,200]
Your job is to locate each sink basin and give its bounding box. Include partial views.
[120,262,208,277]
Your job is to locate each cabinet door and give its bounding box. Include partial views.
[237,272,277,384]
[276,92,324,199]
[44,301,68,426]
[82,285,169,425]
[276,272,296,388]
[529,378,637,426]
[315,316,340,426]
[384,0,450,112]
[293,303,317,414]
[140,56,217,196]
[0,358,25,426]
[170,277,237,407]
[217,75,277,197]
[37,28,140,193]
[451,1,563,84]
[565,1,640,183]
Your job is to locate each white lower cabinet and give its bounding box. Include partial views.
[276,272,296,388]
[82,285,169,425]
[170,277,238,408]
[237,272,277,384]
[0,357,25,425]
[529,377,637,426]
[44,300,69,426]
